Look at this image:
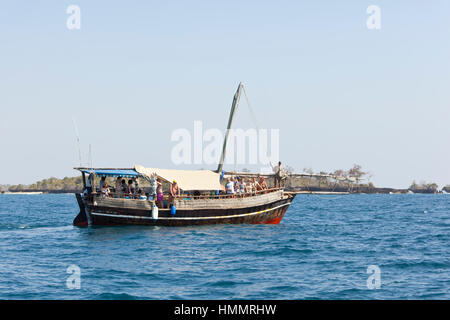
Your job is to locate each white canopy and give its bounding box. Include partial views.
[134,165,222,191]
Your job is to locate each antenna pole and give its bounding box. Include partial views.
[72,118,82,167]
[88,144,92,169]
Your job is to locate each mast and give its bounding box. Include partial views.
[216,82,243,173]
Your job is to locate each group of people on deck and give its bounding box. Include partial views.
[223,161,284,196]
[95,176,146,199]
[86,172,181,208]
[225,176,269,195]
[148,173,180,208]
[86,160,285,203]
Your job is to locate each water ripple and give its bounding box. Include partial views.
[0,193,449,299]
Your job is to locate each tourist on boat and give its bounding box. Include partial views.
[99,176,106,192]
[232,177,238,192]
[149,173,157,200]
[115,176,122,197]
[259,177,268,190]
[101,182,110,197]
[255,177,263,192]
[120,179,127,197]
[246,178,253,194]
[169,180,180,206]
[134,180,141,198]
[225,178,235,194]
[86,172,94,195]
[170,180,180,197]
[271,161,283,187]
[139,190,147,200]
[156,178,163,207]
[251,178,261,194]
[239,178,247,194]
[234,177,240,193]
[127,180,135,195]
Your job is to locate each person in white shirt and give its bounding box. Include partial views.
[101,182,110,197]
[225,178,235,194]
[86,172,94,194]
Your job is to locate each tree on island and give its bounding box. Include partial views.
[332,169,346,178]
[409,180,439,193]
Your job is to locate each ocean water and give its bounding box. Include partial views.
[0,193,448,300]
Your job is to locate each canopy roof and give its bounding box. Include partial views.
[134,165,222,191]
[77,168,140,178]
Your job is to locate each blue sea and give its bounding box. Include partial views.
[0,193,448,300]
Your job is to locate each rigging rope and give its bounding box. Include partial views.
[242,85,260,131]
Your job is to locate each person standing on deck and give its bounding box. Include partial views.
[246,178,253,194]
[169,180,180,206]
[225,178,235,195]
[156,178,163,207]
[120,179,127,196]
[127,180,135,196]
[86,172,94,194]
[253,177,262,193]
[149,174,157,201]
[239,178,247,194]
[115,176,122,197]
[259,176,268,191]
[235,177,241,194]
[270,161,283,188]
[232,177,238,193]
[170,180,180,197]
[134,179,141,195]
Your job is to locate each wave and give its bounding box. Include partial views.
[95,292,146,300]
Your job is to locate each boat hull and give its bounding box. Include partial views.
[82,196,295,226]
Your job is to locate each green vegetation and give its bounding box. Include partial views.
[7,175,151,192]
[409,180,439,193]
[285,164,375,191]
[8,176,84,192]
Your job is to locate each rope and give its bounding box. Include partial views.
[242,85,260,131]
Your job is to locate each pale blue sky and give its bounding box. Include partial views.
[1,1,449,188]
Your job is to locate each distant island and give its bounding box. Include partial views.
[282,164,448,194]
[1,164,449,194]
[1,177,84,194]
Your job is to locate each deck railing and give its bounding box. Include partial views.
[172,187,282,200]
[87,187,282,201]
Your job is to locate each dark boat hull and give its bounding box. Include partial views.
[84,196,295,226]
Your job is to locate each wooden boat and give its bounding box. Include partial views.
[73,83,296,227]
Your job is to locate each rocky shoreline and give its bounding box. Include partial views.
[285,186,440,194]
